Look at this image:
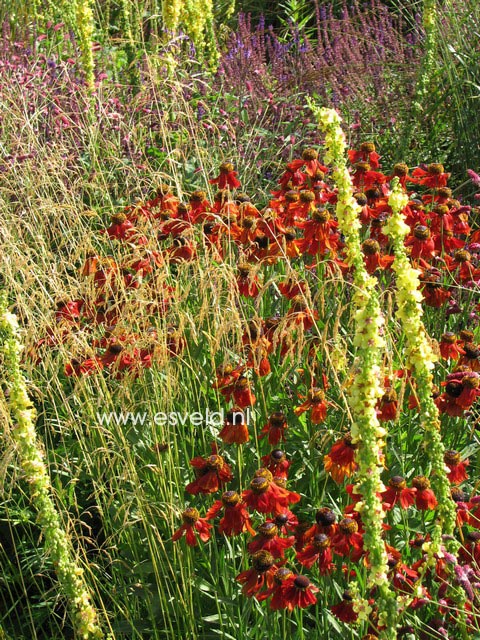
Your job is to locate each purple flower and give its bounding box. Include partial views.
[467,169,480,186]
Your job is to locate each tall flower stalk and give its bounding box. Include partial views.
[0,291,103,640]
[310,103,397,637]
[415,0,438,106]
[384,180,457,548]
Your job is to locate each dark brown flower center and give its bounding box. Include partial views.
[312,208,330,223]
[271,449,286,463]
[190,190,207,202]
[300,190,315,203]
[441,332,456,344]
[339,518,358,534]
[294,575,311,590]
[354,161,371,172]
[427,163,444,175]
[316,507,337,526]
[393,163,408,176]
[389,475,406,490]
[454,249,471,263]
[450,487,467,502]
[182,507,199,524]
[111,213,127,224]
[222,491,240,507]
[259,522,278,538]
[463,343,480,359]
[206,455,224,471]
[444,450,461,466]
[308,388,325,403]
[412,475,430,490]
[354,192,368,205]
[413,225,430,240]
[274,567,294,584]
[360,142,376,153]
[250,477,270,494]
[302,148,318,161]
[313,533,330,549]
[269,412,286,427]
[362,239,380,255]
[285,190,300,203]
[252,550,275,572]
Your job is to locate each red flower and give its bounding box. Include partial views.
[185,453,233,495]
[444,450,469,485]
[55,299,83,322]
[297,533,335,574]
[278,277,308,299]
[242,470,300,515]
[294,388,330,424]
[376,388,398,422]
[362,239,394,274]
[247,522,295,559]
[259,412,288,445]
[411,163,450,188]
[210,162,241,190]
[348,142,381,169]
[330,517,364,561]
[411,476,437,510]
[304,507,338,541]
[439,333,465,360]
[330,592,358,623]
[260,449,290,478]
[269,509,299,535]
[286,295,319,330]
[205,491,255,536]
[231,377,256,408]
[381,476,417,510]
[323,434,358,483]
[404,225,436,261]
[213,363,245,395]
[295,208,340,257]
[65,357,103,376]
[172,507,212,546]
[237,263,260,297]
[236,550,277,598]
[288,148,328,178]
[218,407,249,444]
[256,567,294,605]
[270,574,319,611]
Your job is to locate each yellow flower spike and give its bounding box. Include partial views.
[0,292,103,639]
[385,179,457,547]
[310,102,397,638]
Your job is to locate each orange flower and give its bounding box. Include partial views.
[323,434,358,483]
[294,388,329,424]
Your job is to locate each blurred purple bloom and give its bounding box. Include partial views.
[467,169,480,186]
